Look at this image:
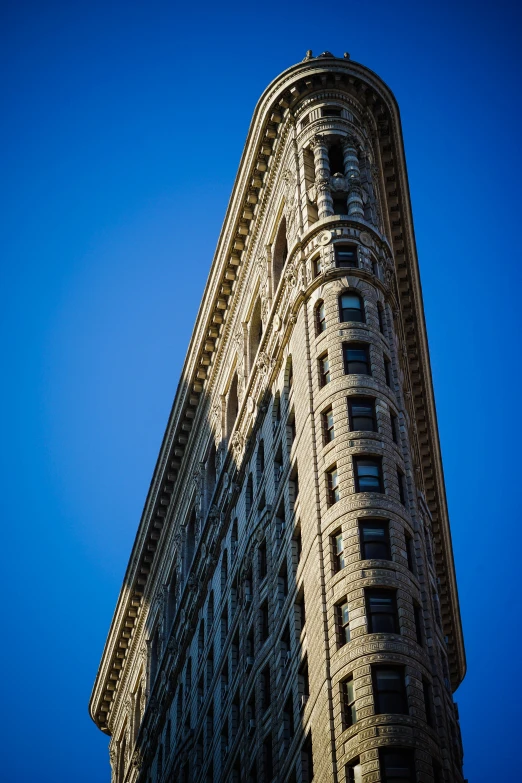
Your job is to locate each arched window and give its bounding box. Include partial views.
[315,300,326,334]
[272,217,288,293]
[339,292,365,323]
[249,297,263,371]
[226,374,239,438]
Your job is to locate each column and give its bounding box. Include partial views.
[311,135,334,219]
[342,138,365,218]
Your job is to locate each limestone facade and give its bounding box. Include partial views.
[90,51,466,783]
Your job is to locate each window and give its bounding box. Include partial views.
[288,410,296,445]
[301,733,314,783]
[384,356,392,387]
[322,407,335,443]
[319,353,331,386]
[327,467,340,505]
[354,457,383,493]
[366,589,399,634]
[335,244,358,268]
[259,601,269,643]
[316,300,326,333]
[322,106,342,117]
[333,531,345,571]
[263,734,274,782]
[273,392,281,430]
[226,374,239,437]
[257,440,265,479]
[397,468,406,505]
[343,343,370,375]
[301,113,310,129]
[341,676,357,728]
[413,603,424,646]
[336,600,351,645]
[372,666,408,715]
[405,533,415,572]
[249,297,263,372]
[283,694,295,740]
[246,473,254,515]
[346,761,362,783]
[379,749,414,782]
[333,196,346,216]
[359,520,391,560]
[377,302,385,333]
[272,217,288,293]
[312,255,322,277]
[258,539,267,581]
[390,412,399,443]
[423,678,434,727]
[329,141,344,172]
[260,665,271,712]
[348,397,376,431]
[339,292,365,323]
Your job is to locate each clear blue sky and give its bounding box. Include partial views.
[2,1,521,780]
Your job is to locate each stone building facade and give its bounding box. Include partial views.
[90,51,466,783]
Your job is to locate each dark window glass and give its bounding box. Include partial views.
[377,303,385,334]
[414,604,423,646]
[397,469,406,505]
[354,457,383,493]
[348,397,376,431]
[322,106,342,117]
[384,356,392,387]
[380,748,414,782]
[328,467,340,504]
[333,197,346,216]
[258,540,267,580]
[346,761,362,783]
[333,532,345,571]
[360,520,391,560]
[405,534,415,572]
[335,244,358,268]
[316,301,326,333]
[339,293,364,323]
[423,678,433,727]
[344,343,370,375]
[341,677,357,728]
[390,412,399,443]
[373,667,408,715]
[366,589,398,634]
[323,408,335,443]
[337,601,351,645]
[319,353,331,386]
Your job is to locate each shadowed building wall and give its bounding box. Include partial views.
[90,51,466,783]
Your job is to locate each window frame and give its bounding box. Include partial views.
[372,666,408,716]
[343,342,371,375]
[353,456,384,493]
[322,407,335,444]
[379,748,415,783]
[319,352,331,386]
[327,466,340,505]
[339,291,365,324]
[359,519,391,561]
[341,676,357,728]
[366,588,399,634]
[335,243,358,269]
[316,299,327,334]
[336,600,351,646]
[348,396,377,432]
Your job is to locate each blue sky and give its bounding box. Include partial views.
[1,1,521,780]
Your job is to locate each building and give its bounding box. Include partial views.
[89,51,466,783]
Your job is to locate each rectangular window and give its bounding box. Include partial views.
[366,589,399,634]
[341,676,357,728]
[259,601,269,643]
[390,412,399,443]
[414,603,424,646]
[335,244,358,268]
[373,666,408,715]
[405,533,415,572]
[346,761,362,783]
[327,467,340,505]
[301,733,314,783]
[354,456,383,493]
[379,748,414,782]
[263,734,273,781]
[336,600,351,645]
[360,520,391,560]
[322,106,342,117]
[319,353,331,386]
[348,397,376,431]
[333,531,345,571]
[322,408,335,443]
[397,468,406,505]
[377,304,385,334]
[333,197,346,216]
[343,343,370,375]
[423,678,434,727]
[384,356,392,386]
[258,539,268,580]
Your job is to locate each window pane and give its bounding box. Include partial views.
[335,534,343,554]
